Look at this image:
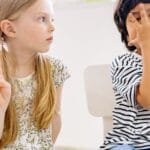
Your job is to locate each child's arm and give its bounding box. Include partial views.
[126,4,150,109]
[137,41,150,109]
[0,110,5,139]
[51,86,63,144]
[130,5,150,109]
[137,49,150,109]
[0,64,11,139]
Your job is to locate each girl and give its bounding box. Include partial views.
[100,0,150,150]
[0,0,70,149]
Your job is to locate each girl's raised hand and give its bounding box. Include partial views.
[0,61,11,113]
[128,4,150,50]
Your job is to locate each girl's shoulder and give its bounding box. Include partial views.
[45,56,70,87]
[47,56,64,70]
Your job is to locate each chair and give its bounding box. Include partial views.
[84,64,115,137]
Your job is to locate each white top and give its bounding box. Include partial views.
[3,57,70,150]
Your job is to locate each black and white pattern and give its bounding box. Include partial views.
[100,53,150,150]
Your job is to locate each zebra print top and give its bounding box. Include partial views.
[100,52,150,150]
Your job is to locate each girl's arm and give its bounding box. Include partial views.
[0,110,5,139]
[128,5,150,109]
[135,8,150,109]
[137,46,150,109]
[0,81,11,139]
[0,69,11,139]
[51,86,63,144]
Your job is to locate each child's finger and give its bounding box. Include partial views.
[139,3,149,23]
[128,13,140,29]
[0,55,4,79]
[128,39,138,47]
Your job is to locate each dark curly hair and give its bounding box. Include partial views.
[114,0,150,51]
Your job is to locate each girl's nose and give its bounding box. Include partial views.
[48,22,55,32]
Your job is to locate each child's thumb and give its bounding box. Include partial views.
[128,39,138,47]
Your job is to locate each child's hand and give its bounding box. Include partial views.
[128,4,150,50]
[0,63,11,113]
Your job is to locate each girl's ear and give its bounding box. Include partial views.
[0,19,16,38]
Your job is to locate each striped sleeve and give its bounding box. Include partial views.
[111,53,142,107]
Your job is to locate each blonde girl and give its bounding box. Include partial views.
[0,0,70,149]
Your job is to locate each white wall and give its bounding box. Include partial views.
[49,1,126,149]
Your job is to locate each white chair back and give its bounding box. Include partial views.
[84,64,115,137]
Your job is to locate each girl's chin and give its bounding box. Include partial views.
[39,49,49,53]
[38,47,50,53]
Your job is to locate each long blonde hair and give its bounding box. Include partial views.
[0,0,56,148]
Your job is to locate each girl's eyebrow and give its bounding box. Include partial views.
[36,11,54,21]
[37,12,49,16]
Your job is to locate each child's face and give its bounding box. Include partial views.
[126,3,150,49]
[12,0,55,53]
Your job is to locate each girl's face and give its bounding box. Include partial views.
[126,3,150,49]
[12,0,55,53]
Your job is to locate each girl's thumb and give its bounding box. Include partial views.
[128,39,138,47]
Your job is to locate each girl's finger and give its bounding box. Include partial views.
[139,3,149,23]
[128,13,140,30]
[128,13,139,25]
[0,50,4,78]
[0,67,3,79]
[128,39,138,47]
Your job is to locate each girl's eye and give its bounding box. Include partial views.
[135,14,150,22]
[136,17,141,22]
